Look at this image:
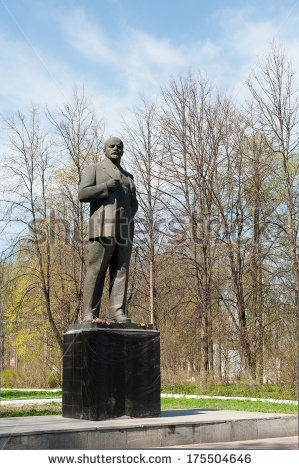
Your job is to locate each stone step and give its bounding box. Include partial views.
[0,409,297,449]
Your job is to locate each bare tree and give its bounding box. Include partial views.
[123,97,165,326]
[47,88,105,324]
[160,74,222,382]
[1,107,63,351]
[247,43,299,309]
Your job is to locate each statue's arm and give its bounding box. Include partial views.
[78,165,109,202]
[131,175,138,216]
[132,193,138,216]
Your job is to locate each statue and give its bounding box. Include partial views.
[63,141,159,422]
[78,137,138,323]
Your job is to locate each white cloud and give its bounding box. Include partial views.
[0,32,73,115]
[59,5,299,109]
[59,8,223,97]
[129,30,185,67]
[208,8,299,99]
[1,4,299,134]
[61,8,117,65]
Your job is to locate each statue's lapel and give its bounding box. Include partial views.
[101,159,117,178]
[121,167,135,193]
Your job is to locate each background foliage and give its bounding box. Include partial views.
[0,45,298,391]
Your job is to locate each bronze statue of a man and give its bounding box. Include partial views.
[79,137,138,323]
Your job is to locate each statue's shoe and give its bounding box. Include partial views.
[111,313,131,323]
[82,314,94,323]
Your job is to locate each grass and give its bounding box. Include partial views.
[1,381,297,417]
[0,390,62,400]
[161,397,298,414]
[161,382,298,401]
[0,403,61,418]
[0,397,297,418]
[2,383,297,401]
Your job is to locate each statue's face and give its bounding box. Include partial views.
[104,138,123,162]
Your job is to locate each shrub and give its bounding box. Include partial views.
[1,369,17,388]
[47,372,61,388]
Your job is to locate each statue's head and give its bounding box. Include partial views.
[104,137,124,163]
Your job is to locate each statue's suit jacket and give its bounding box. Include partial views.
[78,159,138,238]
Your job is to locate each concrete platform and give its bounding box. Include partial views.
[167,435,299,450]
[0,409,297,449]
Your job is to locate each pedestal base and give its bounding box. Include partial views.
[62,323,160,420]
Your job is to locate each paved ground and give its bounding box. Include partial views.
[0,408,294,434]
[161,394,298,405]
[2,396,298,406]
[0,398,62,405]
[166,436,299,450]
[0,410,297,450]
[1,388,61,392]
[1,389,298,405]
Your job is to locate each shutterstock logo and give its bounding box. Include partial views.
[27,209,270,248]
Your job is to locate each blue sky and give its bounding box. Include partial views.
[1,0,299,132]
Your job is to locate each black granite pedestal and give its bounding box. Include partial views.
[62,323,160,420]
